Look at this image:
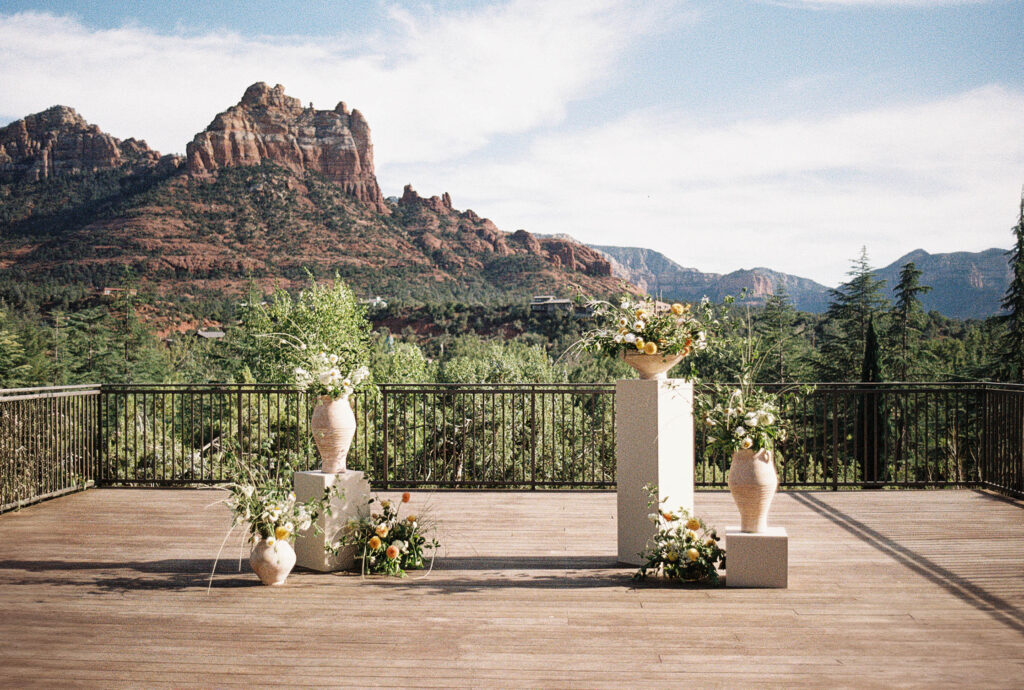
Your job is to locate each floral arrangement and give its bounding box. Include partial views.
[294,353,370,399]
[634,485,726,584]
[332,492,440,577]
[223,457,337,545]
[698,384,792,457]
[573,295,713,359]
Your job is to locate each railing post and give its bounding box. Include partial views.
[530,387,537,490]
[96,386,104,485]
[381,386,389,490]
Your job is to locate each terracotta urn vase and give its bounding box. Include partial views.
[249,538,297,586]
[310,395,356,474]
[620,351,685,380]
[728,448,778,533]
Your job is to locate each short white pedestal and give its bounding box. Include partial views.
[725,526,788,588]
[293,470,372,572]
[616,379,694,565]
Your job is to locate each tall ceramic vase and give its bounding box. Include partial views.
[620,351,685,380]
[249,538,296,586]
[728,448,778,533]
[310,395,356,474]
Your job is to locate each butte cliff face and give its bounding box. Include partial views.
[0,106,164,184]
[186,82,387,213]
[397,184,614,280]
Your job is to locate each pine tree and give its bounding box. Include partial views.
[886,262,931,381]
[1000,188,1024,383]
[758,283,798,382]
[857,316,883,483]
[815,247,889,381]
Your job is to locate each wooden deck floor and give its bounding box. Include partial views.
[1,488,1023,688]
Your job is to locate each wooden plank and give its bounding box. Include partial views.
[1,489,1023,687]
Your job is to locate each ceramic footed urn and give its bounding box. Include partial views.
[310,395,356,474]
[620,351,685,380]
[249,538,297,586]
[728,448,778,533]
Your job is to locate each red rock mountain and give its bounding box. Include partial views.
[0,82,626,306]
[186,82,386,213]
[0,106,169,184]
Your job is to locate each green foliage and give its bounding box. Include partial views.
[439,335,564,383]
[232,275,372,384]
[886,262,932,381]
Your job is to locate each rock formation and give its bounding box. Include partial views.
[398,185,614,279]
[0,106,163,184]
[186,82,386,213]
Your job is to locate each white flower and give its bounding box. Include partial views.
[266,536,277,546]
[763,413,776,425]
[328,353,339,365]
[390,539,406,553]
[288,492,296,502]
[745,414,758,427]
[351,366,370,384]
[342,378,352,388]
[624,333,637,344]
[704,417,716,427]
[633,320,645,331]
[299,520,312,531]
[648,513,659,523]
[734,426,746,438]
[741,436,754,449]
[241,485,255,498]
[613,334,624,343]
[707,436,717,444]
[319,371,335,386]
[620,300,630,309]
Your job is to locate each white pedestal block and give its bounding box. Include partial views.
[616,379,694,565]
[293,470,372,572]
[725,526,788,588]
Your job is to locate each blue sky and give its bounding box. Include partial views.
[1,0,1021,286]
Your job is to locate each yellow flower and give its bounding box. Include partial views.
[671,303,684,315]
[274,526,291,541]
[643,341,658,355]
[635,338,645,351]
[406,515,417,524]
[368,536,382,550]
[634,308,645,318]
[666,550,678,562]
[686,548,700,562]
[375,524,389,538]
[685,518,700,531]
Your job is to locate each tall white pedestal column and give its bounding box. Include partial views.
[293,470,372,572]
[616,379,694,565]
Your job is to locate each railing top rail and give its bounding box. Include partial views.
[0,384,101,402]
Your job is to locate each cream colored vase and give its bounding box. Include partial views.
[620,351,685,380]
[728,449,778,533]
[249,538,296,586]
[310,395,356,474]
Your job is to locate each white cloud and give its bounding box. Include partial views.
[761,0,993,8]
[0,2,678,161]
[395,86,1024,286]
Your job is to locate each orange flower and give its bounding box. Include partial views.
[401,492,411,503]
[406,515,417,524]
[661,512,675,522]
[375,524,389,538]
[368,536,382,550]
[685,518,701,531]
[386,545,400,560]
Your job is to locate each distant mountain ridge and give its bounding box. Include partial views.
[587,243,1010,319]
[587,243,832,312]
[875,248,1010,320]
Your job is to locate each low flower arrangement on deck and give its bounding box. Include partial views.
[219,457,340,586]
[332,491,440,577]
[634,485,726,584]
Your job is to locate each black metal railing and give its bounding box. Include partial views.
[0,385,100,512]
[1,382,1021,505]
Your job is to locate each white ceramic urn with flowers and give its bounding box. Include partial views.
[699,385,793,533]
[571,296,714,380]
[296,354,370,474]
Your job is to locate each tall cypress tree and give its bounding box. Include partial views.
[815,247,889,381]
[1000,189,1024,383]
[887,261,931,381]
